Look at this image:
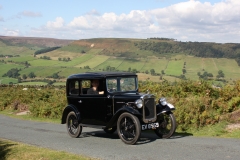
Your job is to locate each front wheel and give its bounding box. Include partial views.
[117,112,141,145]
[66,111,82,138]
[154,112,176,139]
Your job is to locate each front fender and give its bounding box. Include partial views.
[105,106,141,129]
[157,103,175,115]
[61,104,81,124]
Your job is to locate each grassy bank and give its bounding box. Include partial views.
[0,138,96,160]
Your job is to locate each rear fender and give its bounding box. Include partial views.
[61,105,81,124]
[105,105,141,129]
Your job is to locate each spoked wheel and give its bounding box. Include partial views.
[66,111,82,138]
[117,112,141,145]
[104,126,117,134]
[154,112,176,139]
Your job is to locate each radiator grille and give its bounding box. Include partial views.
[144,98,155,119]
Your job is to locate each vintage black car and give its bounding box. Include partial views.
[61,72,176,145]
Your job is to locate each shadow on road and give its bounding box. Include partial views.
[170,132,193,139]
[80,130,158,144]
[78,130,193,145]
[80,130,119,139]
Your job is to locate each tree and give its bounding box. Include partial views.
[132,69,138,73]
[145,70,149,74]
[22,74,27,80]
[217,70,224,78]
[159,75,163,80]
[58,58,62,61]
[52,73,59,79]
[161,70,165,75]
[28,72,36,78]
[182,68,186,74]
[3,68,20,78]
[150,69,155,75]
[17,77,22,83]
[179,74,186,80]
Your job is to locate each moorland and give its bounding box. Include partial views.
[0,36,240,86]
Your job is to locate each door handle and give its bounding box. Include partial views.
[78,100,82,103]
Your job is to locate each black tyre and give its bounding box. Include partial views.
[117,112,141,145]
[104,126,117,134]
[154,113,176,139]
[66,111,82,138]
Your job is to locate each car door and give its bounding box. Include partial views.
[79,79,107,126]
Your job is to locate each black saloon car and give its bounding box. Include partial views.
[61,72,176,145]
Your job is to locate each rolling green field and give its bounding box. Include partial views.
[2,54,239,84]
[1,37,240,85]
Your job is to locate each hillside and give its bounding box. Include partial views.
[0,36,240,85]
[0,36,74,48]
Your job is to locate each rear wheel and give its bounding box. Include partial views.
[66,111,82,138]
[154,112,176,139]
[117,112,141,145]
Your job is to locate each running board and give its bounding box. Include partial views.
[80,123,105,129]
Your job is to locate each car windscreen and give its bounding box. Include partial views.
[106,77,137,93]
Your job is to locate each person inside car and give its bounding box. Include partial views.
[87,79,104,94]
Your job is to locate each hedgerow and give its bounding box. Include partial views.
[0,80,240,131]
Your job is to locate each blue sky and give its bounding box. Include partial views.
[0,0,239,43]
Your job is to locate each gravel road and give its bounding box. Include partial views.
[0,114,239,160]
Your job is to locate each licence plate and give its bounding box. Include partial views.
[142,122,159,130]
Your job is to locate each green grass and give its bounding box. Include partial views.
[116,58,145,71]
[0,63,25,77]
[58,67,89,77]
[29,59,62,66]
[6,56,36,62]
[0,138,94,160]
[0,77,18,84]
[75,55,109,68]
[94,57,125,70]
[0,46,34,56]
[165,59,184,76]
[140,58,168,73]
[53,54,95,67]
[214,58,240,80]
[19,66,63,77]
[185,121,240,138]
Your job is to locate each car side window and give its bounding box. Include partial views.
[81,80,91,94]
[69,80,79,95]
[107,78,117,92]
[81,79,104,95]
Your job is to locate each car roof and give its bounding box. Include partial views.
[67,71,137,79]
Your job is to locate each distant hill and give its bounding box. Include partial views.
[70,38,240,65]
[0,36,74,48]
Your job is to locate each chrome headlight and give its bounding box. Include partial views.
[159,97,167,106]
[135,99,143,109]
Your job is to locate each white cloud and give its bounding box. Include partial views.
[3,28,20,36]
[29,0,240,43]
[46,17,64,29]
[20,11,42,17]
